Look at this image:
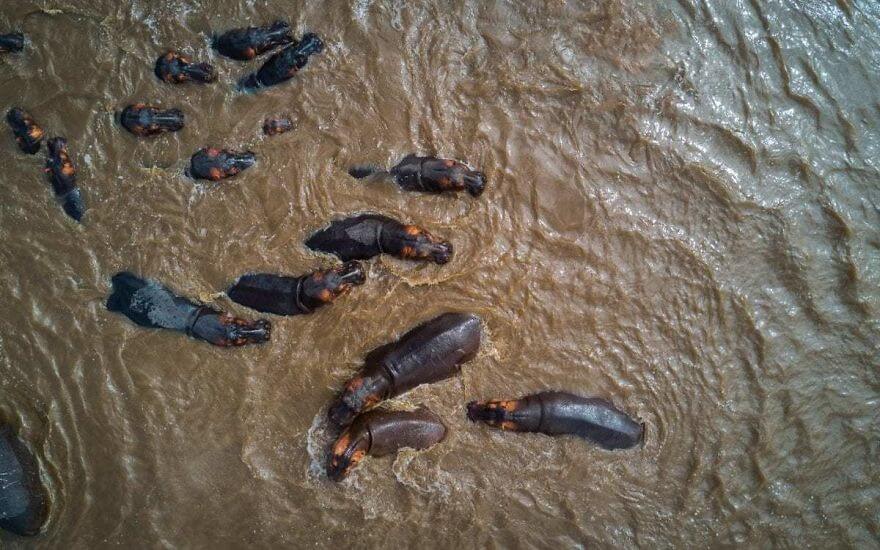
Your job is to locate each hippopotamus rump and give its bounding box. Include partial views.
[44,137,85,222]
[238,33,323,91]
[154,51,216,84]
[327,407,446,481]
[0,424,49,537]
[228,261,365,316]
[213,20,293,60]
[349,154,486,197]
[467,391,644,450]
[120,104,184,137]
[305,213,452,264]
[328,312,482,427]
[106,272,270,347]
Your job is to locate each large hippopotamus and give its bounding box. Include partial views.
[467,391,644,450]
[0,33,24,54]
[328,312,482,427]
[154,51,216,84]
[238,33,323,91]
[6,108,44,154]
[120,104,184,137]
[213,21,293,60]
[44,137,86,222]
[0,424,49,536]
[227,261,366,316]
[106,272,271,347]
[349,155,486,197]
[188,148,256,181]
[305,213,453,265]
[327,407,446,481]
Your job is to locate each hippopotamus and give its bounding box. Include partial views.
[227,261,365,316]
[328,312,481,427]
[44,137,85,222]
[262,116,293,136]
[467,391,644,450]
[213,20,293,61]
[6,108,44,154]
[154,51,216,84]
[0,424,48,536]
[188,148,255,181]
[0,33,24,54]
[120,104,184,137]
[305,214,453,265]
[239,33,323,91]
[327,407,446,481]
[349,155,487,197]
[106,272,271,347]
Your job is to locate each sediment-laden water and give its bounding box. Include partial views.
[1,0,878,547]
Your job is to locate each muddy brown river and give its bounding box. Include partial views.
[1,0,879,547]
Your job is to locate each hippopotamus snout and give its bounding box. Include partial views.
[338,261,366,286]
[429,240,453,264]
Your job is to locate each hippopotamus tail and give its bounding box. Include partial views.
[59,188,85,222]
[348,165,386,179]
[106,272,147,315]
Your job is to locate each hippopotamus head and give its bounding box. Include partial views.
[192,313,271,347]
[300,261,366,310]
[327,373,388,427]
[391,225,453,265]
[466,399,533,431]
[326,425,371,481]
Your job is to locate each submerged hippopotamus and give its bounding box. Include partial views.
[0,424,49,537]
[188,148,255,181]
[349,155,486,197]
[154,51,216,84]
[327,407,446,481]
[228,261,366,316]
[305,214,453,264]
[213,20,293,61]
[467,391,644,450]
[239,33,323,91]
[120,104,184,137]
[262,116,293,136]
[328,312,482,427]
[106,272,271,347]
[44,137,85,222]
[0,33,24,54]
[6,108,44,154]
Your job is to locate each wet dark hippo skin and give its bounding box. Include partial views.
[213,20,293,61]
[467,391,644,450]
[120,104,184,137]
[326,406,447,481]
[106,272,271,347]
[238,33,323,90]
[44,137,85,222]
[6,108,44,154]
[188,148,256,181]
[327,312,482,427]
[0,424,49,537]
[349,154,487,197]
[154,51,216,84]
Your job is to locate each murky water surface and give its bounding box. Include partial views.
[1,0,878,547]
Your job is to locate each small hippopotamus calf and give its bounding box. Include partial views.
[0,33,24,54]
[188,147,256,181]
[228,261,365,316]
[0,423,49,536]
[327,407,446,481]
[6,108,44,154]
[328,312,481,427]
[213,20,293,61]
[120,104,184,137]
[154,51,216,84]
[106,272,271,347]
[262,116,293,136]
[239,33,323,91]
[305,213,453,264]
[350,154,486,197]
[467,391,644,450]
[45,137,85,222]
